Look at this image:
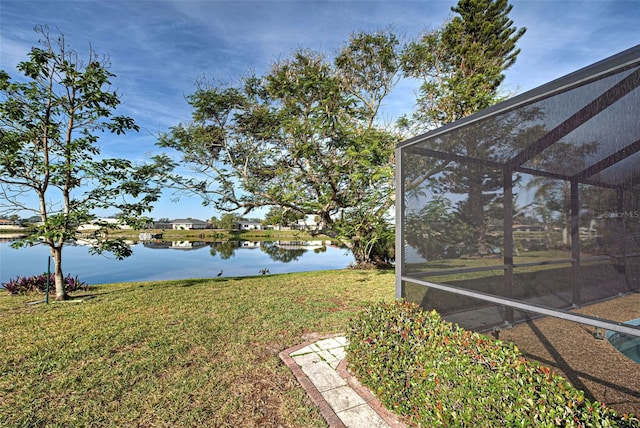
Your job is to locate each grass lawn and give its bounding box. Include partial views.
[0,270,395,427]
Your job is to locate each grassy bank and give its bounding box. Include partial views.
[0,270,394,427]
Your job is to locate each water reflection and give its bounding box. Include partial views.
[140,239,332,263]
[0,239,353,285]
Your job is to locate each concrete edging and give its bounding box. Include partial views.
[279,335,406,428]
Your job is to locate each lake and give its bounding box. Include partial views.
[0,239,355,285]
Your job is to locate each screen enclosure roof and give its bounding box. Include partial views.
[397,45,640,191]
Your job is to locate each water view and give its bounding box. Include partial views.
[0,239,355,286]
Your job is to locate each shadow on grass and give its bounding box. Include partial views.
[348,269,394,282]
[73,277,231,298]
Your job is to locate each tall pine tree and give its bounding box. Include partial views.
[402,0,526,255]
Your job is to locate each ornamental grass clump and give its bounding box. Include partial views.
[2,273,88,295]
[347,300,639,427]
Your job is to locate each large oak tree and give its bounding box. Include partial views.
[159,31,402,267]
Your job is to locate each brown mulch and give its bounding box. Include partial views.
[498,292,640,415]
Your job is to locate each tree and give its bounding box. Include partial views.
[401,0,525,255]
[0,26,170,300]
[524,139,600,248]
[218,213,242,231]
[263,207,303,228]
[159,31,402,267]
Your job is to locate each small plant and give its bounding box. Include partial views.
[2,273,88,295]
[347,300,639,427]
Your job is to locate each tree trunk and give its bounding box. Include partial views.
[50,245,68,301]
[342,238,370,268]
[345,237,392,269]
[540,194,553,249]
[468,171,489,255]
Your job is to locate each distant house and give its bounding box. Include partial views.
[153,220,173,230]
[294,214,321,231]
[170,218,209,230]
[0,218,25,230]
[513,224,543,232]
[77,218,134,231]
[235,220,262,231]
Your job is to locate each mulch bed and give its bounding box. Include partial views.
[498,292,640,415]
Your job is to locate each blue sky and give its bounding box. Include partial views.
[1,0,639,221]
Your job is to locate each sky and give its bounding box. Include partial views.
[1,0,639,221]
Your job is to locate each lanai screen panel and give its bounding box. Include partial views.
[397,46,640,333]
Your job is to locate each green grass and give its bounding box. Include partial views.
[403,250,639,328]
[0,270,395,427]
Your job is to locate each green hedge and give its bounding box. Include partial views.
[346,300,639,427]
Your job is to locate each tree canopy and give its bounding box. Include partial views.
[159,0,527,263]
[0,26,170,299]
[159,31,402,267]
[401,0,526,256]
[402,0,526,130]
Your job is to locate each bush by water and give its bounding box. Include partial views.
[2,273,88,295]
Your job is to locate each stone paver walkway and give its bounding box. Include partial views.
[279,336,406,428]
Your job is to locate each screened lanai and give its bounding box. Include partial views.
[396,45,640,338]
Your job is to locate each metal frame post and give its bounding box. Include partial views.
[503,166,514,325]
[395,146,405,299]
[570,180,581,306]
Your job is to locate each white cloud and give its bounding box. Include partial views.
[2,0,639,219]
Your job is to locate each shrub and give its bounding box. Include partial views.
[347,300,639,427]
[2,273,88,295]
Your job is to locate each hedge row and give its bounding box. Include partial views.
[346,300,639,427]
